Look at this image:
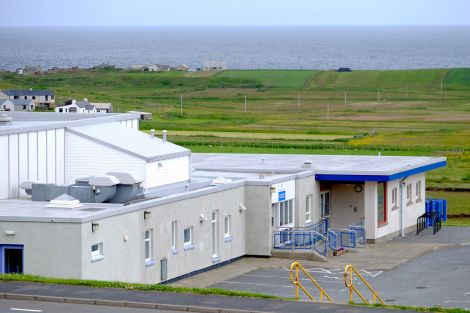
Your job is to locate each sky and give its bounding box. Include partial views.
[2,0,470,27]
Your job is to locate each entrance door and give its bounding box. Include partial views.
[1,245,23,274]
[273,199,294,245]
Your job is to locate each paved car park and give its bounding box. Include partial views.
[211,244,470,309]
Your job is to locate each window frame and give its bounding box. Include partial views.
[183,227,194,251]
[377,182,387,226]
[171,220,177,251]
[305,194,313,223]
[224,215,232,241]
[211,210,219,258]
[144,229,154,266]
[416,180,422,201]
[91,243,104,262]
[406,183,413,205]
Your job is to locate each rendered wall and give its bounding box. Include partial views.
[245,185,272,256]
[329,184,365,229]
[0,221,82,278]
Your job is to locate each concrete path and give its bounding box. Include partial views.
[174,227,470,288]
[0,283,414,313]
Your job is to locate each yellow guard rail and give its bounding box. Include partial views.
[289,261,333,303]
[344,264,385,304]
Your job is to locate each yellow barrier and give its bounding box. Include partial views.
[289,261,333,303]
[343,264,385,304]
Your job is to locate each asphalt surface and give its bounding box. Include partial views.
[0,299,177,313]
[0,282,417,313]
[211,245,470,309]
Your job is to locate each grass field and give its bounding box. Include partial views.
[1,68,469,222]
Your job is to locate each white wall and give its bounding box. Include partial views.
[65,131,146,184]
[119,119,139,130]
[329,184,365,229]
[145,156,190,189]
[0,129,65,199]
[271,180,295,203]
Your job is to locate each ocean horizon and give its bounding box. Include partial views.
[1,25,469,71]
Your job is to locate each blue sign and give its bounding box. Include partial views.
[278,190,286,201]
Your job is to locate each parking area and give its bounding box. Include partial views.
[211,244,470,309]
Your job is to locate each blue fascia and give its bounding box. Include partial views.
[315,160,446,182]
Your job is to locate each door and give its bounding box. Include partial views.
[1,245,23,274]
[273,200,294,245]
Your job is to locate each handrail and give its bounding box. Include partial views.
[343,264,385,304]
[289,261,334,303]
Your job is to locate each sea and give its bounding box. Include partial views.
[1,26,469,71]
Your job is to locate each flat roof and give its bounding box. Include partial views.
[192,153,446,182]
[69,123,190,161]
[0,112,141,135]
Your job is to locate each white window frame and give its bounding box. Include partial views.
[320,191,330,218]
[224,215,231,241]
[171,221,177,251]
[406,184,413,205]
[278,199,294,228]
[416,180,422,200]
[91,243,103,262]
[211,211,219,258]
[184,227,194,251]
[305,194,313,223]
[391,187,398,208]
[144,229,154,266]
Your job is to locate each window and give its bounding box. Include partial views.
[184,227,194,251]
[171,221,177,250]
[144,229,154,265]
[416,180,422,200]
[224,215,231,240]
[391,187,398,208]
[211,211,219,258]
[377,182,387,225]
[91,243,103,262]
[320,191,330,218]
[406,184,413,205]
[32,96,36,100]
[305,194,313,223]
[279,199,294,227]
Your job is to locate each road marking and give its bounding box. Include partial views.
[465,292,470,296]
[221,280,293,288]
[10,309,43,312]
[444,300,470,303]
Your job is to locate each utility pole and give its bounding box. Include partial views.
[327,103,330,123]
[180,93,183,117]
[377,89,380,103]
[244,95,247,113]
[344,91,347,105]
[405,85,408,98]
[297,94,300,109]
[440,79,443,95]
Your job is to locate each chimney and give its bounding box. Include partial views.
[72,99,76,104]
[84,98,88,102]
[162,130,167,143]
[150,129,155,138]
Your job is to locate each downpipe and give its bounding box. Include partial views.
[399,177,407,237]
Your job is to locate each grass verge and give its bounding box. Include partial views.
[0,273,280,300]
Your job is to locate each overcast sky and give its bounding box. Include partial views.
[2,0,470,27]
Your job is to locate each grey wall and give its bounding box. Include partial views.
[0,221,82,278]
[294,174,318,227]
[244,185,272,256]
[329,183,365,229]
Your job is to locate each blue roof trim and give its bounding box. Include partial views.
[315,160,446,182]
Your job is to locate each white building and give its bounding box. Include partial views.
[0,99,35,112]
[0,112,446,283]
[202,61,227,71]
[56,99,97,114]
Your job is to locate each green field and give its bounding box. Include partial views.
[1,68,469,222]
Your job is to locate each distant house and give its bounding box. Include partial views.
[336,67,352,72]
[142,64,161,72]
[175,64,190,71]
[93,103,113,113]
[202,61,227,71]
[16,68,24,75]
[55,98,96,114]
[0,99,35,112]
[156,64,170,72]
[2,89,55,109]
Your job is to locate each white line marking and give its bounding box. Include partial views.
[465,292,470,296]
[443,300,470,303]
[221,280,293,288]
[10,308,43,312]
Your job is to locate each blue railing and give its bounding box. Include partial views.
[327,229,338,251]
[349,224,366,246]
[272,230,329,257]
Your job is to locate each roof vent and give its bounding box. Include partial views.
[302,160,313,168]
[162,130,167,143]
[150,129,155,138]
[46,194,83,209]
[0,113,12,125]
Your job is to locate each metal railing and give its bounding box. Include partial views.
[327,229,338,251]
[349,224,367,246]
[344,264,385,305]
[338,229,357,248]
[290,261,334,303]
[272,229,329,257]
[417,211,441,235]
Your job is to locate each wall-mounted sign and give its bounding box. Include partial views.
[278,190,286,201]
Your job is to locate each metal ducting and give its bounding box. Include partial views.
[106,171,143,203]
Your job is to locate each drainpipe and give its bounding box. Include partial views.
[399,177,407,237]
